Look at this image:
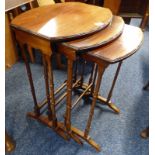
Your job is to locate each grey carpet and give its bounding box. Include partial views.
[6,19,149,155]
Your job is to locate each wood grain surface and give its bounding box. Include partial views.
[63,16,124,51]
[85,25,143,63]
[11,2,112,41]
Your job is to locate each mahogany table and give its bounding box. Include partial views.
[11,2,113,151]
[10,2,143,152]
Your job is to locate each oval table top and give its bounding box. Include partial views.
[63,16,124,51]
[11,2,112,41]
[84,25,143,64]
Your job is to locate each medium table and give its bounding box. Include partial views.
[57,18,143,150]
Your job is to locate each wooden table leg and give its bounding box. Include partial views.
[42,55,53,121]
[91,64,98,94]
[45,55,58,128]
[104,61,122,113]
[65,59,73,132]
[64,59,83,145]
[84,64,107,138]
[19,43,40,116]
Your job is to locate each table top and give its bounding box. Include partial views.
[11,2,112,41]
[87,25,143,63]
[63,16,124,51]
[5,0,34,12]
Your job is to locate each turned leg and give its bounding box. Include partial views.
[45,55,58,128]
[19,43,40,116]
[104,61,122,113]
[84,64,107,138]
[65,59,73,132]
[90,64,98,94]
[65,59,83,145]
[42,55,53,121]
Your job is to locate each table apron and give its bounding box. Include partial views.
[14,29,52,56]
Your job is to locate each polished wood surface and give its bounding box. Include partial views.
[11,2,112,41]
[86,25,143,63]
[5,0,34,11]
[63,16,124,51]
